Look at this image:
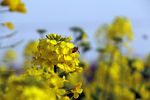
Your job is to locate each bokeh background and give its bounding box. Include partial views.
[1,0,150,63]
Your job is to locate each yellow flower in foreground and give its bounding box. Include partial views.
[34,33,80,73]
[2,22,14,30]
[71,82,83,99]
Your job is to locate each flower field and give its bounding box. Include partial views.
[0,0,150,100]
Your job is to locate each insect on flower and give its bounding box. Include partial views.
[72,47,80,54]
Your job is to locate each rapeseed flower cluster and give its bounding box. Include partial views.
[34,34,81,73]
[0,34,83,100]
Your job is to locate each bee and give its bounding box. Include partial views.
[72,47,80,54]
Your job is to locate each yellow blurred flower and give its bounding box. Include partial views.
[3,49,17,63]
[16,3,26,13]
[107,17,133,41]
[22,86,56,100]
[132,59,144,71]
[60,96,70,100]
[82,33,87,39]
[114,86,135,100]
[23,41,38,58]
[109,62,120,81]
[2,22,14,30]
[1,0,27,13]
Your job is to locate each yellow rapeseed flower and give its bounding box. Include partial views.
[34,33,80,73]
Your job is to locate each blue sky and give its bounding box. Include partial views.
[0,0,150,63]
[15,0,150,22]
[1,0,149,23]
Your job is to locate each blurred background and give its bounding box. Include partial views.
[0,0,150,63]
